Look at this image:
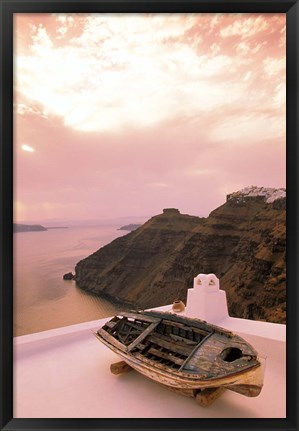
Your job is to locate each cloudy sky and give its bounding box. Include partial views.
[14,13,286,224]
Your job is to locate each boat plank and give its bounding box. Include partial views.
[148,333,192,357]
[161,319,210,337]
[135,342,147,351]
[179,332,214,371]
[133,352,171,372]
[104,318,123,333]
[169,333,197,345]
[127,321,160,352]
[147,347,185,366]
[96,329,127,353]
[124,321,149,331]
[184,335,227,372]
[119,312,160,323]
[185,335,259,376]
[105,321,117,329]
[210,332,253,348]
[145,311,230,335]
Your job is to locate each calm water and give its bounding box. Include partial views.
[13,225,129,336]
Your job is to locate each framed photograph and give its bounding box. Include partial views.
[1,0,298,430]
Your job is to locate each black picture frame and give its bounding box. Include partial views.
[0,1,298,430]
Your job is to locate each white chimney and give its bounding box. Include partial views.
[185,273,229,323]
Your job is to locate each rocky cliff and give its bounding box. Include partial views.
[75,188,286,323]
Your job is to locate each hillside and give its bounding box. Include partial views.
[75,189,286,323]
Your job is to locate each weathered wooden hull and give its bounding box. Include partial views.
[95,332,264,397]
[95,311,265,398]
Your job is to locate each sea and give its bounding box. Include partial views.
[13,224,131,337]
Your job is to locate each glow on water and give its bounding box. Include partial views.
[13,225,129,336]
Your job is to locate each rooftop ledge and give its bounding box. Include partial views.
[14,274,286,418]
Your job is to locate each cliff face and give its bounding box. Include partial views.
[75,191,286,323]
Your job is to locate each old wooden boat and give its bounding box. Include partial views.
[95,310,264,399]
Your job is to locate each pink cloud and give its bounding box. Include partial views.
[14,13,286,223]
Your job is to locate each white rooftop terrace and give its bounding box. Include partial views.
[14,274,286,418]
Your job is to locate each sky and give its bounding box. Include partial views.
[14,13,286,224]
